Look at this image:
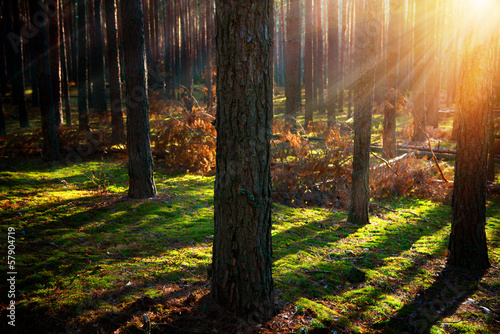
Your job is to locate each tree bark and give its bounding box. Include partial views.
[121,0,157,199]
[412,0,427,142]
[92,0,107,118]
[383,0,402,159]
[59,0,71,125]
[327,0,339,126]
[105,0,125,144]
[304,0,313,126]
[4,0,29,128]
[28,0,60,162]
[212,0,275,322]
[347,0,378,226]
[206,0,214,109]
[315,0,325,115]
[180,0,193,112]
[77,0,90,132]
[48,0,62,125]
[285,0,300,131]
[447,43,492,270]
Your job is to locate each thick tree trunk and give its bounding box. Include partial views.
[327,0,339,126]
[105,0,125,144]
[447,44,492,270]
[48,0,62,126]
[347,0,378,226]
[77,0,90,132]
[28,0,60,162]
[212,0,275,322]
[285,0,300,131]
[121,0,157,199]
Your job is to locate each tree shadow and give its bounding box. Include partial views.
[373,265,488,334]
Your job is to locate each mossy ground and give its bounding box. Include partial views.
[0,86,499,333]
[0,156,498,333]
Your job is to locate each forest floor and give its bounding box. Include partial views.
[1,86,500,333]
[0,156,499,334]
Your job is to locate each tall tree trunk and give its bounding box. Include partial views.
[180,0,193,112]
[347,0,378,226]
[327,0,339,126]
[59,0,71,125]
[212,0,275,322]
[304,0,313,126]
[121,0,157,199]
[412,0,426,142]
[4,0,29,127]
[315,0,325,116]
[383,0,402,159]
[78,0,90,132]
[285,0,300,131]
[28,0,60,161]
[338,0,348,116]
[0,4,7,95]
[447,42,492,270]
[105,0,125,144]
[92,0,107,118]
[48,0,62,125]
[206,0,214,109]
[88,0,95,108]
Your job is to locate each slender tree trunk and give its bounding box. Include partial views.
[285,0,300,131]
[0,3,7,95]
[28,0,60,161]
[383,0,402,159]
[212,0,275,322]
[304,0,313,126]
[412,0,426,142]
[327,0,339,126]
[105,0,125,144]
[59,0,71,125]
[5,0,29,127]
[48,0,62,125]
[78,0,90,132]
[206,0,214,109]
[92,0,107,118]
[121,0,157,199]
[180,0,193,112]
[347,0,378,226]
[338,0,348,116]
[315,0,325,115]
[447,42,492,270]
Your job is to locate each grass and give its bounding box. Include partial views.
[0,157,499,333]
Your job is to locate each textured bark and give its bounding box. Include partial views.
[412,0,426,142]
[212,0,275,322]
[59,0,71,125]
[77,0,90,132]
[48,0,62,125]
[92,0,107,117]
[383,0,402,159]
[347,0,378,226]
[28,0,60,162]
[205,0,213,109]
[121,0,157,199]
[105,0,125,144]
[315,0,325,115]
[180,0,193,112]
[327,0,339,126]
[447,44,492,270]
[4,0,29,127]
[285,0,300,131]
[304,1,313,126]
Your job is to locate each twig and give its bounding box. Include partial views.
[370,151,394,171]
[412,111,449,183]
[374,203,431,224]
